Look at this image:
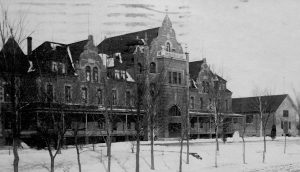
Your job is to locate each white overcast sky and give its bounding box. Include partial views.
[3,0,300,100]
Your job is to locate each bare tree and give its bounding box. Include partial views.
[251,89,276,163]
[0,4,32,172]
[37,110,66,172]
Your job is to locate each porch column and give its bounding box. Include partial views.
[197,117,200,139]
[125,114,128,141]
[85,113,88,145]
[209,115,212,139]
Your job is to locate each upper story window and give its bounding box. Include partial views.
[97,89,103,105]
[168,71,182,85]
[137,63,142,74]
[200,97,203,109]
[112,89,117,105]
[166,42,171,52]
[173,72,177,84]
[46,83,54,103]
[81,87,88,103]
[51,61,58,72]
[65,85,71,103]
[283,110,289,117]
[202,81,210,93]
[178,73,182,84]
[0,84,4,103]
[126,91,131,106]
[190,96,195,109]
[150,62,156,73]
[168,71,172,84]
[225,99,229,111]
[86,66,91,82]
[93,67,98,82]
[58,63,66,74]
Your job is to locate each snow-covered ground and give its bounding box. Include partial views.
[1,137,300,172]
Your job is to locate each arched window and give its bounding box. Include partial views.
[137,63,142,73]
[166,42,171,52]
[86,66,91,82]
[93,67,98,82]
[168,105,180,116]
[150,62,156,73]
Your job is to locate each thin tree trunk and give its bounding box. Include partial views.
[50,156,55,172]
[75,133,81,172]
[242,137,245,164]
[263,131,266,163]
[150,111,155,170]
[13,137,19,172]
[136,108,140,172]
[179,130,183,172]
[215,126,218,168]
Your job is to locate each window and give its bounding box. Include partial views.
[93,67,98,82]
[58,63,65,74]
[178,73,182,84]
[233,118,238,124]
[289,121,291,129]
[120,70,126,80]
[190,97,195,109]
[86,66,91,82]
[150,62,156,73]
[81,87,88,103]
[168,71,172,84]
[112,89,117,105]
[137,63,142,73]
[51,61,58,72]
[173,72,177,84]
[283,110,289,117]
[46,84,53,102]
[225,100,229,111]
[246,115,253,124]
[65,86,71,103]
[126,91,131,106]
[97,89,103,105]
[281,120,283,129]
[202,81,209,93]
[0,85,3,103]
[200,98,203,109]
[166,42,171,52]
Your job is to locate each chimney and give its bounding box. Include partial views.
[27,37,32,55]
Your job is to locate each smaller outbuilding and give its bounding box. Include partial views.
[232,94,299,137]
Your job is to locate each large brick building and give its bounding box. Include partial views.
[3,14,284,145]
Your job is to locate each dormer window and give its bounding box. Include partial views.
[86,66,91,82]
[51,61,58,72]
[166,42,171,52]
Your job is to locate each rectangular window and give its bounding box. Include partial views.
[112,89,117,105]
[200,98,203,109]
[190,96,195,109]
[173,72,177,84]
[46,84,53,102]
[233,118,238,124]
[51,61,58,72]
[289,121,291,129]
[225,100,229,111]
[178,73,182,84]
[81,87,87,103]
[281,120,283,129]
[65,86,71,103]
[126,91,131,106]
[0,85,3,103]
[168,71,172,84]
[97,89,103,105]
[246,115,253,124]
[283,110,289,117]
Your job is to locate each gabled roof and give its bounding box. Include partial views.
[232,94,288,113]
[67,39,88,62]
[98,27,159,55]
[189,60,204,81]
[0,37,28,74]
[30,41,67,61]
